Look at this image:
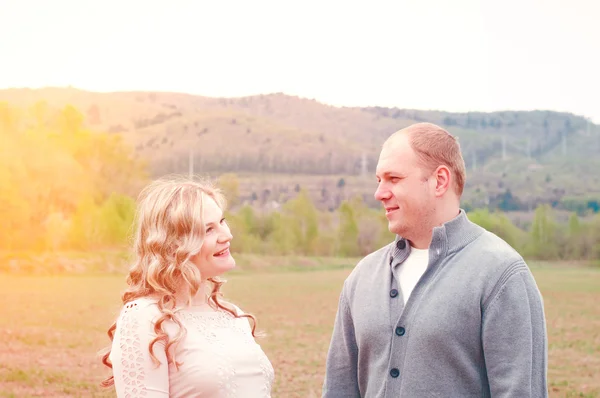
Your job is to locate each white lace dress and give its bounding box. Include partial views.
[109,298,274,397]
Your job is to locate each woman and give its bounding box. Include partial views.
[101,176,274,397]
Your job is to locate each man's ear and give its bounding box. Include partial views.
[434,165,451,197]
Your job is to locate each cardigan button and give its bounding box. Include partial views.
[390,289,399,298]
[390,368,400,378]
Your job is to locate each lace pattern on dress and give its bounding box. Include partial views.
[177,309,274,397]
[118,302,148,397]
[179,310,239,397]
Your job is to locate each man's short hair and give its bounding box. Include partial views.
[398,122,467,196]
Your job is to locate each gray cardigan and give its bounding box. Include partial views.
[322,210,548,397]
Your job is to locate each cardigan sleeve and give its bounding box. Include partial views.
[322,288,361,397]
[482,263,548,397]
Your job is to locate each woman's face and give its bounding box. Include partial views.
[191,196,235,279]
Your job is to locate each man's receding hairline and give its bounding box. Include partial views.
[382,128,411,149]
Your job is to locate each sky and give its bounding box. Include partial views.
[1,0,599,122]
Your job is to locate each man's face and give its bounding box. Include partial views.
[374,133,436,240]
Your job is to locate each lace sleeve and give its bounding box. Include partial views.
[110,300,170,397]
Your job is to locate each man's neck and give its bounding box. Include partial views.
[409,207,461,249]
[409,235,432,250]
[435,200,461,227]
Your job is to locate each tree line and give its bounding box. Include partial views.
[1,103,598,263]
[225,194,600,262]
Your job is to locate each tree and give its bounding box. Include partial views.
[0,103,147,251]
[268,211,296,255]
[467,208,525,250]
[226,206,263,254]
[564,213,583,260]
[337,201,359,257]
[218,173,240,208]
[527,204,558,259]
[282,189,319,254]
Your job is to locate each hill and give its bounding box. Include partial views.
[1,87,598,214]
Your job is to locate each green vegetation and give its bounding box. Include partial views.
[1,87,599,216]
[0,102,146,251]
[1,99,598,262]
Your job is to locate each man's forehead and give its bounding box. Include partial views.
[376,153,403,174]
[376,135,416,173]
[380,136,413,160]
[383,131,410,150]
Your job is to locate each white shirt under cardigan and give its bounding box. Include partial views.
[396,246,429,304]
[109,297,274,397]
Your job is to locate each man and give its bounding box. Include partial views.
[322,123,548,397]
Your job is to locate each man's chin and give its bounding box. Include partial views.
[388,222,404,236]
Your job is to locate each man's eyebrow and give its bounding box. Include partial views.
[377,172,404,178]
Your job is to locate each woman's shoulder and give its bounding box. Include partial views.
[224,303,256,333]
[117,297,161,323]
[227,302,245,316]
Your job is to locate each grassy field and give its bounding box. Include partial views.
[0,261,599,397]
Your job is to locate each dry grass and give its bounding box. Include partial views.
[0,261,598,397]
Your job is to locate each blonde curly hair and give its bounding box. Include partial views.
[101,175,257,388]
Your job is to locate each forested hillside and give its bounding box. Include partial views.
[1,87,597,215]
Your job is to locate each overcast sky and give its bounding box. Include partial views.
[1,0,598,122]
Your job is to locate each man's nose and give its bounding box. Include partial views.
[374,183,391,201]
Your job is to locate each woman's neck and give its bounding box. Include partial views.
[173,280,212,308]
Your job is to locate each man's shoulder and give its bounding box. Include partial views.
[474,228,522,258]
[343,241,394,287]
[463,227,529,276]
[357,241,394,269]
